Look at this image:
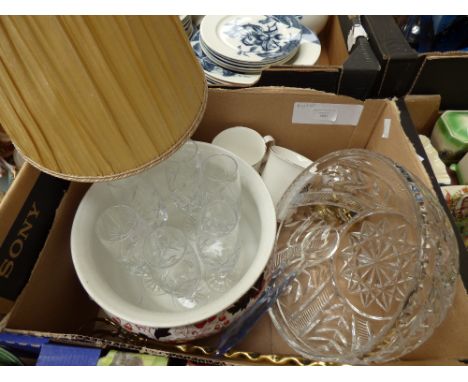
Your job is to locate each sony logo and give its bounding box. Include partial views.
[0,202,40,279]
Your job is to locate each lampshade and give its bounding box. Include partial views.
[0,16,207,181]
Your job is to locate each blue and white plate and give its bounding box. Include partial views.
[179,15,194,38]
[200,37,297,73]
[190,31,261,86]
[286,24,321,66]
[200,15,302,65]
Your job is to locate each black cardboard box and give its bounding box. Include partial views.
[363,15,468,110]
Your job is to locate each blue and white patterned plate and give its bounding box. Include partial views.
[285,24,321,66]
[200,37,297,73]
[190,31,261,86]
[200,15,302,64]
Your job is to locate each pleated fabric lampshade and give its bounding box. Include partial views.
[0,16,207,181]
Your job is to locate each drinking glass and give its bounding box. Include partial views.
[164,198,199,240]
[200,154,241,206]
[95,205,147,272]
[105,176,140,205]
[196,199,241,269]
[144,226,202,298]
[174,282,213,309]
[204,251,241,293]
[106,177,167,229]
[165,140,202,215]
[131,182,168,228]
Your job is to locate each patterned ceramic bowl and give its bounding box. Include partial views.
[71,142,276,343]
[106,275,264,343]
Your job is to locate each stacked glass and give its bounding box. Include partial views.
[95,141,243,309]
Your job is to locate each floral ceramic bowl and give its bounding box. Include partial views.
[70,142,276,343]
[106,275,264,343]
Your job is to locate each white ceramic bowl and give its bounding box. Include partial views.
[71,141,276,341]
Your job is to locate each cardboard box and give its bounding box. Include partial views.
[0,167,69,315]
[363,16,468,110]
[1,87,467,365]
[228,16,381,101]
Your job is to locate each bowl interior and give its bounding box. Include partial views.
[71,141,276,328]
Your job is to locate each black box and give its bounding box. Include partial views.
[363,15,468,110]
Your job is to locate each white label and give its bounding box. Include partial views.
[347,24,368,51]
[382,118,391,139]
[292,103,364,126]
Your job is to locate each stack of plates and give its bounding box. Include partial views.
[191,15,321,87]
[179,15,194,38]
[200,16,302,73]
[191,31,261,87]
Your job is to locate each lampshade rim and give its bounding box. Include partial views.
[14,78,209,182]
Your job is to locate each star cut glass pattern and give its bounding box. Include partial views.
[268,149,458,364]
[339,216,418,316]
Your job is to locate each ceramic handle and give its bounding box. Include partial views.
[263,135,275,147]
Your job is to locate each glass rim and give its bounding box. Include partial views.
[202,153,239,182]
[170,139,199,162]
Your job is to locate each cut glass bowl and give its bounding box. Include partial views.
[268,149,459,364]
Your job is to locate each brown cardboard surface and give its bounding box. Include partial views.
[366,101,432,189]
[404,95,441,136]
[403,279,468,360]
[1,87,467,365]
[194,87,363,162]
[327,14,349,66]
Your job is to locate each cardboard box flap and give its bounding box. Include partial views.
[349,99,386,149]
[403,95,441,136]
[325,14,349,66]
[366,100,432,189]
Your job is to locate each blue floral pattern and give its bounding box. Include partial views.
[299,24,320,45]
[221,16,302,60]
[191,31,237,77]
